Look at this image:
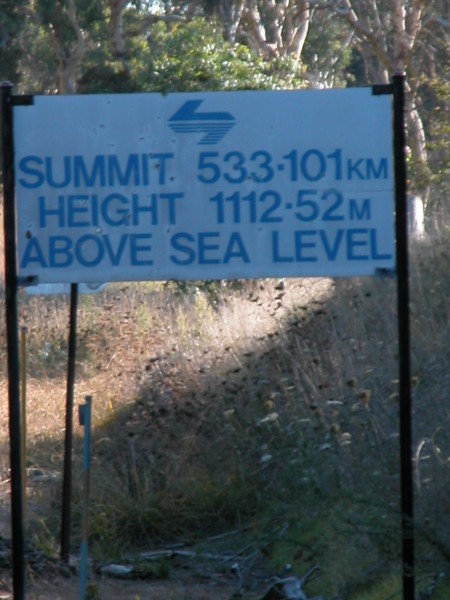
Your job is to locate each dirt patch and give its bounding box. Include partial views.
[0,537,243,599]
[1,573,239,600]
[30,574,237,600]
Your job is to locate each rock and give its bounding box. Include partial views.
[98,563,134,578]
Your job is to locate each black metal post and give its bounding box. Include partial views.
[61,282,79,562]
[79,395,93,600]
[393,73,415,600]
[1,81,26,600]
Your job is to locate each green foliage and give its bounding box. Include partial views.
[427,77,450,205]
[31,518,60,558]
[348,575,401,600]
[9,0,104,94]
[142,19,250,92]
[15,22,60,94]
[79,16,306,95]
[0,1,29,83]
[34,0,103,30]
[86,584,101,600]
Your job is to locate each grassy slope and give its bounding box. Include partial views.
[1,213,450,598]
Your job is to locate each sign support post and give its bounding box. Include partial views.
[1,81,26,600]
[61,282,79,562]
[79,396,93,600]
[393,72,415,600]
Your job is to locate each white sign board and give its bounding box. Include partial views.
[14,89,394,283]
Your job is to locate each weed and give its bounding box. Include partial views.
[0,225,449,596]
[86,583,101,600]
[30,519,59,558]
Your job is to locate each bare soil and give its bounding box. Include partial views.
[2,571,239,600]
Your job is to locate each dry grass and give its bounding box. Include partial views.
[1,203,450,598]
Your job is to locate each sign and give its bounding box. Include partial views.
[14,89,394,283]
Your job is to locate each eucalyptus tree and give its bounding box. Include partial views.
[10,0,104,95]
[79,14,306,94]
[108,0,129,59]
[159,1,351,87]
[326,0,449,200]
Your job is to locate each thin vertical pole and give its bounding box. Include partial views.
[79,396,92,600]
[61,283,79,562]
[20,326,27,518]
[1,81,26,600]
[393,72,415,600]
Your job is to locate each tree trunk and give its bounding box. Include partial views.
[218,0,245,44]
[334,0,430,194]
[49,0,86,94]
[108,0,128,58]
[243,0,311,60]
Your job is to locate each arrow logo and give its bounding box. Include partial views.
[168,100,236,145]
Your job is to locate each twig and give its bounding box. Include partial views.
[138,548,234,562]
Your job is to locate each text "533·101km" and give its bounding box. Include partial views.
[196,149,389,184]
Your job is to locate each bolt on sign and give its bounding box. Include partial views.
[14,89,394,284]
